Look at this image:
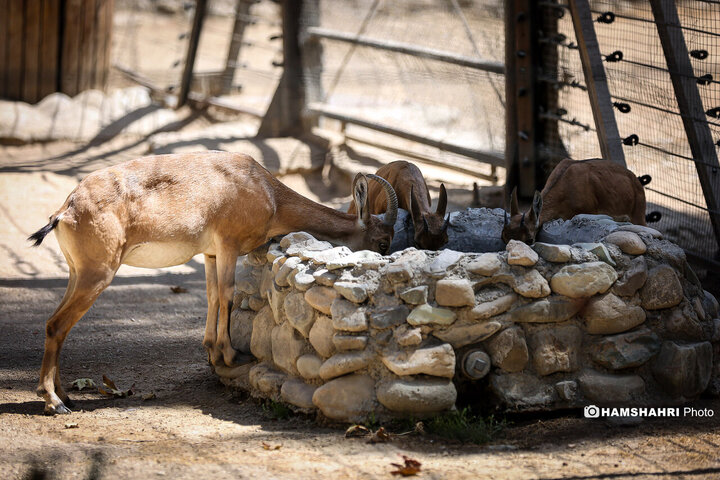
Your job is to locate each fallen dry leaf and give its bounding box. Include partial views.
[261,442,282,450]
[64,422,79,429]
[70,378,96,391]
[367,427,391,444]
[142,392,156,401]
[170,286,188,294]
[98,375,135,398]
[345,424,371,438]
[391,455,422,476]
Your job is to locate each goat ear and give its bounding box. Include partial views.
[436,184,448,217]
[409,185,423,224]
[529,190,543,228]
[510,187,520,216]
[352,173,370,225]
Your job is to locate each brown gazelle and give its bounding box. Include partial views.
[348,161,449,250]
[502,158,650,244]
[28,151,398,415]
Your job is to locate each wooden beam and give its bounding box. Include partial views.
[568,0,626,166]
[6,0,24,100]
[0,0,8,97]
[23,0,41,102]
[221,0,252,94]
[649,0,720,252]
[178,0,207,108]
[38,0,60,99]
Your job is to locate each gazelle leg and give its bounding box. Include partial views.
[38,266,115,415]
[202,254,222,365]
[216,248,241,367]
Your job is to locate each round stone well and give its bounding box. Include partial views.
[216,211,720,423]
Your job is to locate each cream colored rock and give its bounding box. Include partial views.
[309,315,336,358]
[312,374,376,422]
[377,378,457,414]
[471,293,517,320]
[296,353,323,380]
[550,262,618,298]
[319,351,372,380]
[407,304,456,326]
[435,279,475,307]
[467,253,503,276]
[604,231,646,255]
[381,344,455,378]
[281,379,317,409]
[304,286,339,315]
[506,240,539,266]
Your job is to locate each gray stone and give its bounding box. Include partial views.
[309,315,336,358]
[271,322,310,376]
[369,305,410,329]
[550,262,618,298]
[506,240,539,266]
[334,281,369,303]
[333,334,368,351]
[591,328,661,369]
[331,298,368,332]
[510,296,585,323]
[604,231,646,255]
[485,326,528,373]
[250,306,275,362]
[617,224,663,239]
[573,243,616,267]
[407,304,457,326]
[312,374,376,422]
[386,263,413,284]
[296,353,323,380]
[399,286,428,305]
[471,293,517,320]
[293,271,315,291]
[304,286,339,315]
[583,293,646,334]
[467,253,503,276]
[377,378,457,414]
[248,295,265,311]
[433,320,502,348]
[313,268,337,286]
[664,306,705,341]
[271,256,286,275]
[555,380,578,401]
[381,344,455,378]
[249,363,286,398]
[319,351,372,380]
[283,292,316,338]
[280,231,315,249]
[286,239,333,257]
[651,341,712,398]
[268,281,288,324]
[281,378,317,409]
[613,256,647,297]
[641,265,683,310]
[512,269,551,298]
[327,250,388,270]
[579,370,645,403]
[490,373,557,408]
[533,243,571,263]
[425,250,464,277]
[275,256,302,287]
[529,325,582,376]
[395,325,423,347]
[259,268,273,299]
[703,290,719,318]
[266,245,284,262]
[435,279,475,307]
[230,309,253,353]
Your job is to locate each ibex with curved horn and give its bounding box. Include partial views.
[28,151,398,415]
[502,158,654,244]
[349,161,449,250]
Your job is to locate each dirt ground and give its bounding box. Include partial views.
[2,135,720,480]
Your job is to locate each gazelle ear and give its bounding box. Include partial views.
[510,187,520,216]
[531,190,543,228]
[352,173,370,226]
[436,184,448,217]
[409,185,423,226]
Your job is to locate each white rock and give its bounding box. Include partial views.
[381,344,455,378]
[506,240,539,266]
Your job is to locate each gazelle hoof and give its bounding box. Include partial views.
[44,402,72,415]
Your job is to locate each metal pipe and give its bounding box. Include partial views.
[308,103,505,167]
[306,27,505,74]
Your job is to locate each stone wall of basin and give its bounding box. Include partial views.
[217,224,720,423]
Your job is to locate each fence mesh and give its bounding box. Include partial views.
[301,0,506,171]
[539,0,720,266]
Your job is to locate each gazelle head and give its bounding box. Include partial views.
[409,184,450,251]
[501,187,543,244]
[350,173,399,254]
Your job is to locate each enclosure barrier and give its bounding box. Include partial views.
[217,214,719,422]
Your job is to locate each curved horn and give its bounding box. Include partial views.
[367,174,398,226]
[436,183,448,217]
